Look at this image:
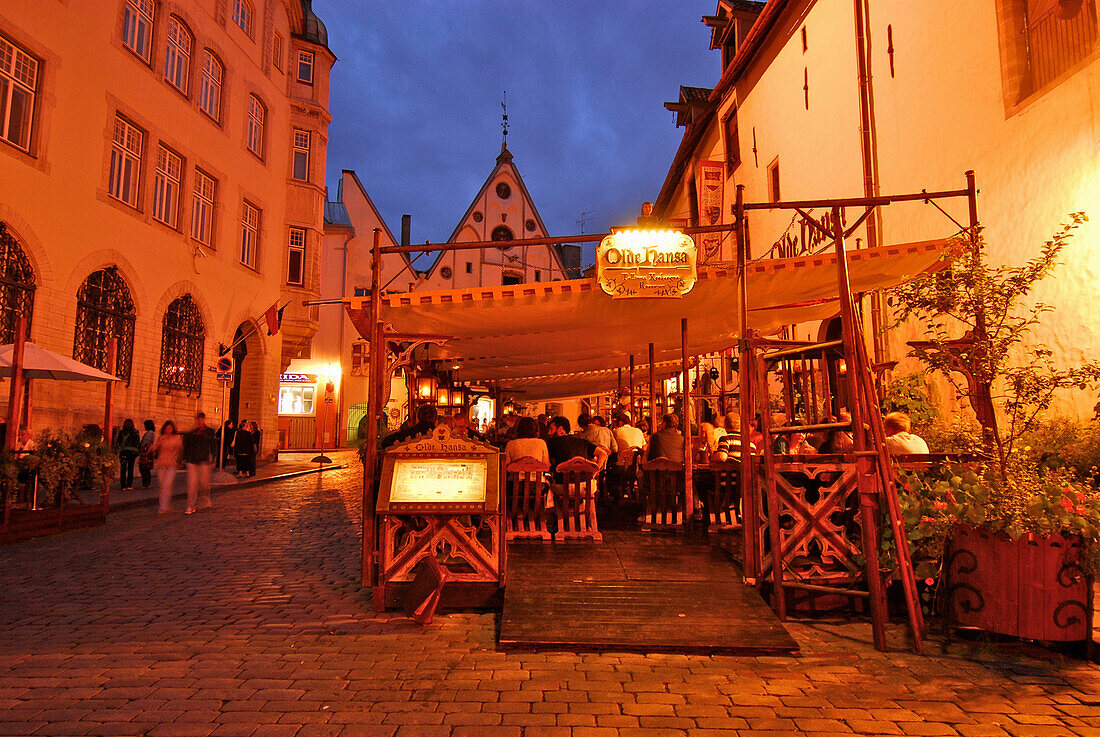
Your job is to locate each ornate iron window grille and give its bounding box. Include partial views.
[73,266,135,383]
[0,223,36,344]
[159,295,205,394]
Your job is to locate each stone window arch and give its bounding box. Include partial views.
[159,294,205,394]
[0,222,36,344]
[73,267,135,382]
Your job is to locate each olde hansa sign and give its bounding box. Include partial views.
[596,229,698,298]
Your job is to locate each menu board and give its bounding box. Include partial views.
[388,457,488,505]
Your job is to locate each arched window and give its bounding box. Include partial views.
[0,222,36,344]
[73,267,135,382]
[246,94,264,157]
[198,50,223,120]
[159,295,205,394]
[164,17,192,94]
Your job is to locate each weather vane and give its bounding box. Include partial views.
[501,91,509,148]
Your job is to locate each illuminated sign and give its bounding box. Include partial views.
[597,229,697,298]
[279,372,316,384]
[389,458,488,505]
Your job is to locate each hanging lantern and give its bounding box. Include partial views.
[450,386,467,408]
[416,373,437,400]
[436,386,450,406]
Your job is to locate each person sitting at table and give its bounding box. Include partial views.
[644,413,684,463]
[546,416,607,478]
[448,412,485,441]
[577,412,617,455]
[612,412,646,453]
[817,414,855,454]
[883,411,929,455]
[711,412,756,462]
[773,421,816,455]
[382,405,439,448]
[504,417,550,468]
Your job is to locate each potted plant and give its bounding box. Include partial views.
[888,214,1100,641]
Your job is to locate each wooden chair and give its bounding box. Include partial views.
[504,456,551,540]
[608,448,641,503]
[553,456,602,541]
[707,459,742,532]
[639,458,684,529]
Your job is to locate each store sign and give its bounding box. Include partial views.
[596,229,698,298]
[279,372,316,384]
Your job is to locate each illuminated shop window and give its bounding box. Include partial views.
[279,386,315,415]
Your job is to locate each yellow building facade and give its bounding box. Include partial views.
[0,0,333,453]
[656,0,1100,415]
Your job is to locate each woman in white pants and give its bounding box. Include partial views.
[150,420,183,513]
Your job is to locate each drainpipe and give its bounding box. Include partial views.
[853,0,887,363]
[337,224,354,447]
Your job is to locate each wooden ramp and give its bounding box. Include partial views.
[499,530,799,654]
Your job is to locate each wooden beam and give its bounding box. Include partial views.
[682,318,694,530]
[364,228,383,597]
[5,316,25,451]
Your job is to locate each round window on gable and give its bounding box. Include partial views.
[496,182,511,199]
[440,266,453,279]
[472,211,483,222]
[525,218,537,232]
[492,225,513,250]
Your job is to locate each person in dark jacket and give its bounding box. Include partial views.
[116,418,141,490]
[183,413,216,514]
[233,422,256,478]
[382,405,439,448]
[138,419,156,489]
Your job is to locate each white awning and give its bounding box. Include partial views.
[347,239,948,400]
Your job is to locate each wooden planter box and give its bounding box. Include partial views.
[944,524,1091,642]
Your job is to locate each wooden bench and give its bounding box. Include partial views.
[553,456,602,541]
[504,457,551,541]
[639,458,684,530]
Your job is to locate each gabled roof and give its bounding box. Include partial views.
[664,85,715,128]
[330,169,418,273]
[418,144,567,278]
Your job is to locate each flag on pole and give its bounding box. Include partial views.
[264,301,286,336]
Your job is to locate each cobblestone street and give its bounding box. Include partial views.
[1,458,1098,737]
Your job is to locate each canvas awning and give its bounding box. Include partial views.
[346,239,949,400]
[0,342,120,382]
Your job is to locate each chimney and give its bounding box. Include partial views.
[401,214,411,246]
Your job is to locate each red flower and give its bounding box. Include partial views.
[934,501,947,511]
[903,483,911,492]
[1076,504,1086,515]
[1061,498,1074,511]
[1077,490,1086,502]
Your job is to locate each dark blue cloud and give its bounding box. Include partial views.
[317,1,717,261]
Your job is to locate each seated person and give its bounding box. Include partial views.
[773,422,816,455]
[644,413,684,463]
[883,411,930,454]
[504,417,550,468]
[381,405,438,448]
[612,412,646,453]
[448,412,485,441]
[711,412,757,462]
[578,413,617,455]
[817,416,855,454]
[546,416,606,479]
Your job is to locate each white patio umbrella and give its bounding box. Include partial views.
[0,342,120,382]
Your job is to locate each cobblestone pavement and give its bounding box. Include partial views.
[2,455,1098,737]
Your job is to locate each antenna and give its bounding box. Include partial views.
[576,210,594,235]
[500,90,509,148]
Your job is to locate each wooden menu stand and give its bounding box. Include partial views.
[374,425,504,612]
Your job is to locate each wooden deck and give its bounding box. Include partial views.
[499,530,799,654]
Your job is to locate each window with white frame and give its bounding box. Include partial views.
[0,34,38,152]
[152,144,182,227]
[296,50,314,83]
[240,201,259,268]
[246,94,264,157]
[232,0,254,38]
[198,50,222,121]
[287,227,305,286]
[122,0,154,62]
[163,17,192,94]
[273,32,284,72]
[191,169,215,245]
[278,385,314,415]
[108,115,143,208]
[292,129,310,181]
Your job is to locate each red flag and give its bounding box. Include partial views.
[264,301,279,335]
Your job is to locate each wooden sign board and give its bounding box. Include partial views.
[377,424,500,514]
[596,229,698,298]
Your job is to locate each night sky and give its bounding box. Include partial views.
[318,1,718,265]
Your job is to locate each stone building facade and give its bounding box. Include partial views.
[0,0,333,453]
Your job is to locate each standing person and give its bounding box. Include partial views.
[249,421,261,475]
[151,420,183,513]
[232,421,255,478]
[116,419,140,490]
[215,420,235,470]
[183,412,216,514]
[138,420,156,489]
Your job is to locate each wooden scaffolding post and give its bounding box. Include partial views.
[648,342,656,432]
[735,185,760,583]
[629,355,635,420]
[681,318,694,531]
[363,228,383,595]
[104,337,117,445]
[4,316,26,451]
[830,206,890,651]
